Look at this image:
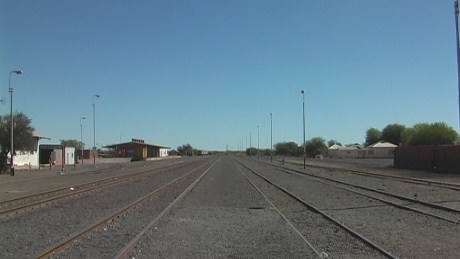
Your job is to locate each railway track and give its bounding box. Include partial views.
[259,160,460,224]
[0,160,193,219]
[280,158,460,191]
[232,158,396,258]
[35,158,218,258]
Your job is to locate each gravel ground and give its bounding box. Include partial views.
[241,158,460,258]
[2,155,459,258]
[239,159,386,258]
[0,157,190,202]
[281,156,460,183]
[278,164,460,212]
[132,157,317,258]
[0,157,213,258]
[53,158,216,258]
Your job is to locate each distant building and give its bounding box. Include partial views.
[365,141,398,158]
[327,141,397,159]
[103,138,169,160]
[39,145,76,165]
[14,131,50,168]
[328,144,364,158]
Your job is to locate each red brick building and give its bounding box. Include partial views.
[103,139,169,159]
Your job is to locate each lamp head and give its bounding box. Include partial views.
[301,90,304,94]
[82,116,86,120]
[94,94,100,98]
[13,70,23,75]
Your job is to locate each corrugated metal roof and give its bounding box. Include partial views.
[369,141,398,148]
[103,141,169,149]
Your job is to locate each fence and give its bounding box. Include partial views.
[394,145,460,173]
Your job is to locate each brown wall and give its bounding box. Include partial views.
[394,145,460,173]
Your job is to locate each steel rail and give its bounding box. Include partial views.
[0,160,194,216]
[236,159,398,259]
[276,159,460,191]
[0,164,125,208]
[35,158,216,259]
[114,159,219,259]
[281,168,460,224]
[0,163,125,187]
[269,162,460,217]
[231,159,323,258]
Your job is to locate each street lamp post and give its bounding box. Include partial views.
[80,116,86,164]
[270,113,273,163]
[9,70,23,176]
[301,90,306,169]
[455,0,460,131]
[249,132,252,157]
[257,125,260,160]
[92,94,100,165]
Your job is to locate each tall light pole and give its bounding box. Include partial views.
[257,125,260,160]
[301,90,306,170]
[9,70,23,176]
[455,0,460,131]
[80,116,86,164]
[92,94,100,165]
[249,132,252,157]
[270,113,273,163]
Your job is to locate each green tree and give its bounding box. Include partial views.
[177,143,193,156]
[365,127,381,146]
[60,139,80,147]
[259,148,272,156]
[274,141,302,156]
[402,122,458,146]
[246,147,258,156]
[305,137,327,157]
[0,113,35,173]
[381,123,405,145]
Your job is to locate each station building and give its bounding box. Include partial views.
[327,142,397,159]
[14,131,50,169]
[103,139,169,160]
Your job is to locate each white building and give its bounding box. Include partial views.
[328,144,365,158]
[327,142,397,159]
[159,148,169,158]
[365,141,398,158]
[14,131,50,169]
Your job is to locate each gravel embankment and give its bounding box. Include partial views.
[240,158,460,258]
[54,158,216,258]
[0,157,213,258]
[238,159,386,258]
[132,157,317,258]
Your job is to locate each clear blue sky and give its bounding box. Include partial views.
[1,0,459,151]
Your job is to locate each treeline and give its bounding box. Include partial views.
[365,122,458,146]
[262,122,458,158]
[272,138,328,158]
[173,122,458,159]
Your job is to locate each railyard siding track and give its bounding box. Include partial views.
[0,160,194,218]
[128,157,318,258]
[280,159,460,190]
[116,159,219,258]
[36,159,217,258]
[234,158,397,259]
[231,160,323,258]
[259,160,460,224]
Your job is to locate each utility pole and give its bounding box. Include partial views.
[249,132,252,157]
[257,125,260,160]
[301,90,306,170]
[270,113,273,163]
[455,0,460,131]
